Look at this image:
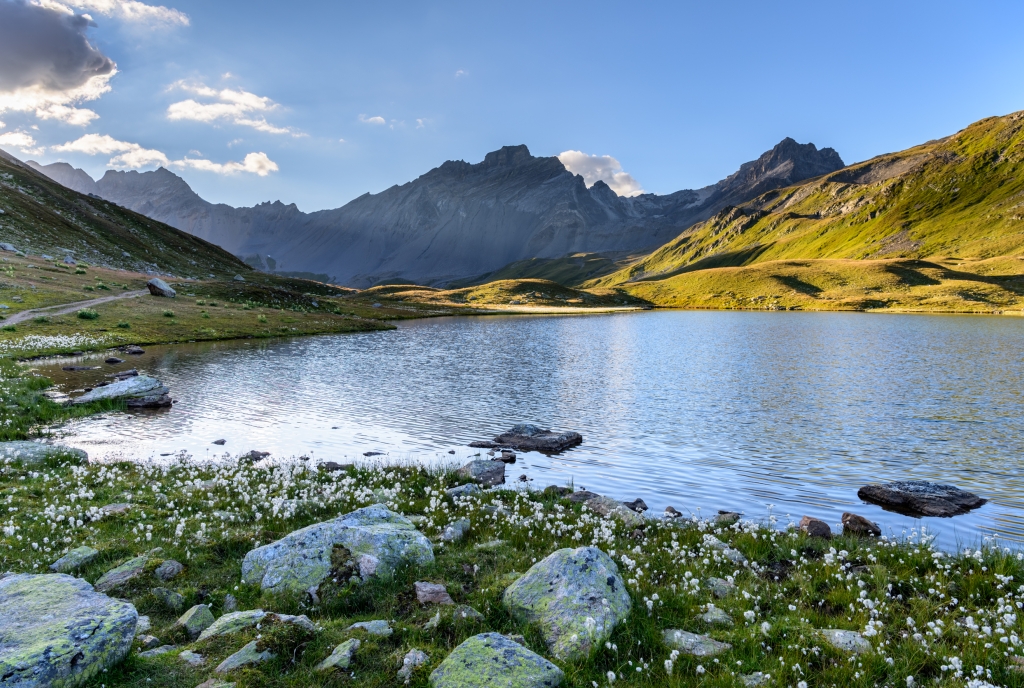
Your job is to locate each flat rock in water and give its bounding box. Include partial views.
[146,278,176,298]
[316,638,361,671]
[662,629,732,656]
[486,424,583,453]
[50,545,99,573]
[0,440,88,465]
[94,554,148,592]
[504,546,630,661]
[240,504,434,594]
[215,641,274,673]
[0,573,138,686]
[842,512,881,537]
[430,632,564,688]
[857,480,986,517]
[105,357,125,364]
[73,375,170,408]
[818,629,872,654]
[457,459,505,486]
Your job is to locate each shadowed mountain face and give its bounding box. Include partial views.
[28,140,843,287]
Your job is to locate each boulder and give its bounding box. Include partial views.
[176,605,215,639]
[583,495,644,526]
[440,519,470,543]
[152,587,185,611]
[662,629,732,656]
[0,573,138,686]
[398,648,429,683]
[740,672,770,687]
[138,645,175,658]
[715,511,741,526]
[475,424,582,453]
[197,610,314,641]
[179,649,205,666]
[452,605,484,623]
[799,516,832,539]
[155,559,184,581]
[446,483,482,498]
[706,577,736,599]
[49,545,99,573]
[0,441,88,465]
[416,581,455,605]
[138,635,162,650]
[146,278,176,298]
[73,375,171,408]
[817,629,872,654]
[94,554,148,592]
[504,546,630,661]
[857,480,986,517]
[700,605,733,627]
[316,638,360,671]
[240,504,434,594]
[430,633,564,688]
[0,243,17,252]
[457,460,505,487]
[842,512,881,537]
[565,490,600,503]
[105,357,125,364]
[125,345,145,355]
[347,619,393,636]
[233,275,246,282]
[623,498,648,513]
[215,641,273,673]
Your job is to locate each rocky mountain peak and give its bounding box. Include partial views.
[482,145,534,167]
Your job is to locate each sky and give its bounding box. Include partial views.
[1,0,1023,212]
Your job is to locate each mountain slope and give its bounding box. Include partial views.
[28,140,844,287]
[0,149,249,278]
[587,112,1024,308]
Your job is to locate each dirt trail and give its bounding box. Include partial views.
[4,290,149,325]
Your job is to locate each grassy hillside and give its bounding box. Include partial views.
[586,111,1024,312]
[447,252,637,288]
[363,278,647,310]
[0,148,249,278]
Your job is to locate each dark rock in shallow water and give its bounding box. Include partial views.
[485,424,583,453]
[319,461,353,472]
[124,345,145,355]
[857,480,986,517]
[212,439,226,445]
[240,450,271,463]
[105,357,124,364]
[842,512,881,537]
[63,365,101,371]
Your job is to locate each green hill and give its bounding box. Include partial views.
[584,111,1024,312]
[0,149,249,277]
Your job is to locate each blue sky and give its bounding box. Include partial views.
[2,0,1023,211]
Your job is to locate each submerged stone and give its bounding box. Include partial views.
[49,545,100,573]
[0,573,138,686]
[430,633,564,688]
[503,546,630,661]
[316,638,361,671]
[240,504,434,594]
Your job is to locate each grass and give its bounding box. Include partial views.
[1,455,1022,688]
[362,278,648,310]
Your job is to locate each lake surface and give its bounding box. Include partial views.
[34,310,1024,549]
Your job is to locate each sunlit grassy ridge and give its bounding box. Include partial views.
[363,278,646,310]
[580,112,1024,312]
[2,454,1023,687]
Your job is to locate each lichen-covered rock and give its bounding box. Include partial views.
[139,645,175,658]
[94,555,148,592]
[154,560,184,581]
[316,639,361,671]
[456,460,505,487]
[398,648,429,683]
[503,546,630,661]
[740,672,770,687]
[440,519,471,543]
[152,587,184,611]
[0,441,88,465]
[662,629,732,656]
[215,641,274,673]
[240,504,434,594]
[0,573,138,686]
[179,649,205,666]
[347,619,393,636]
[176,605,215,639]
[49,546,99,573]
[430,633,564,688]
[818,629,872,654]
[73,375,170,406]
[196,609,313,641]
[452,605,484,623]
[706,577,736,599]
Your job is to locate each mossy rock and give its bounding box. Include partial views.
[430,632,564,687]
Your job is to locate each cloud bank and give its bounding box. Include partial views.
[557,150,644,197]
[0,0,117,125]
[167,82,296,135]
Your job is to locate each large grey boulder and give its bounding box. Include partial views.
[503,546,630,661]
[0,573,138,686]
[73,375,171,408]
[0,441,88,465]
[430,633,564,687]
[240,504,434,594]
[472,424,582,453]
[857,480,986,517]
[146,278,176,297]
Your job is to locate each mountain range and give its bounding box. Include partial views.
[27,139,844,287]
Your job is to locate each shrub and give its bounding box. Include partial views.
[96,284,110,291]
[83,286,94,292]
[116,321,131,329]
[33,316,50,324]
[1,325,15,332]
[196,299,206,306]
[74,268,86,275]
[162,310,175,318]
[77,309,99,320]
[258,314,268,323]
[201,311,210,319]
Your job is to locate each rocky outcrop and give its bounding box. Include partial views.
[240,504,434,594]
[430,633,564,687]
[472,425,582,453]
[146,278,176,297]
[0,573,138,686]
[72,376,171,408]
[0,441,88,465]
[857,481,986,517]
[504,546,630,661]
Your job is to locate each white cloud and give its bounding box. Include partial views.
[416,118,426,129]
[359,114,385,125]
[34,103,100,126]
[0,131,44,156]
[47,0,189,26]
[557,150,644,197]
[455,69,468,78]
[172,152,278,177]
[167,82,297,135]
[53,132,279,176]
